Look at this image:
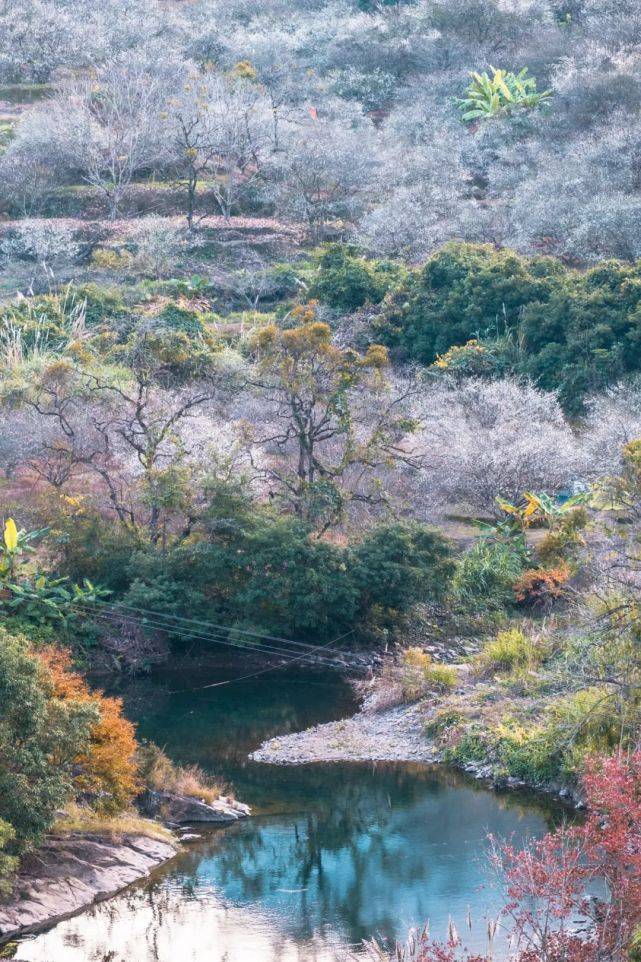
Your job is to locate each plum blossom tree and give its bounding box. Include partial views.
[6,332,245,545]
[273,105,380,241]
[582,382,641,479]
[165,64,272,226]
[0,0,183,82]
[412,378,582,516]
[15,53,175,218]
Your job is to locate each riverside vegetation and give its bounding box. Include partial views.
[1,0,641,958]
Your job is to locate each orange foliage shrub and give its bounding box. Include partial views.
[513,562,570,608]
[37,647,139,813]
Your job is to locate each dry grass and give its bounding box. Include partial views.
[137,742,226,805]
[360,649,459,713]
[53,803,174,842]
[169,765,223,805]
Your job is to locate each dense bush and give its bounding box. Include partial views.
[0,628,97,849]
[0,626,141,888]
[154,301,204,334]
[377,243,560,364]
[376,242,641,412]
[119,513,454,646]
[309,245,402,312]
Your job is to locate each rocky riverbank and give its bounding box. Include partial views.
[0,833,178,942]
[250,699,584,808]
[0,793,251,944]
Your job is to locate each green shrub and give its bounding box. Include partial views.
[154,302,204,334]
[310,244,402,312]
[443,729,488,766]
[547,688,623,776]
[476,627,547,675]
[444,718,562,785]
[268,263,303,299]
[375,242,641,413]
[352,522,454,615]
[73,283,129,328]
[117,516,453,647]
[432,337,512,378]
[0,819,18,895]
[0,628,97,850]
[376,242,559,364]
[491,719,562,785]
[452,539,527,612]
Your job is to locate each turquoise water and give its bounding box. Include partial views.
[14,666,558,962]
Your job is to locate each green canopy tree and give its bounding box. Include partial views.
[0,628,97,849]
[247,317,419,530]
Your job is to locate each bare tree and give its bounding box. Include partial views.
[22,53,174,218]
[9,334,245,546]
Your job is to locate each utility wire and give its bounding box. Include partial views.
[73,602,358,668]
[167,627,359,693]
[67,600,368,674]
[84,598,346,653]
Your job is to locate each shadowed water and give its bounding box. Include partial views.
[13,666,560,962]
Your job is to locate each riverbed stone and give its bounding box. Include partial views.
[138,790,251,824]
[250,701,440,765]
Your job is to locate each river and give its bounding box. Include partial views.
[13,665,560,962]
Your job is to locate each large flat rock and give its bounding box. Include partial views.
[0,833,177,942]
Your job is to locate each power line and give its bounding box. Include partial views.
[91,598,348,653]
[68,600,369,674]
[73,601,357,667]
[167,627,359,693]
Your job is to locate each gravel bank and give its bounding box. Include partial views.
[250,701,439,765]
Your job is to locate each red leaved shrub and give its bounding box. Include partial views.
[513,563,571,608]
[384,751,641,962]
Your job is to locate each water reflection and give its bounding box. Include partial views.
[13,669,560,962]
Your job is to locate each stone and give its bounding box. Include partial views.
[0,834,177,942]
[250,701,439,766]
[138,790,251,824]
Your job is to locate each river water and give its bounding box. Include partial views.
[14,665,559,962]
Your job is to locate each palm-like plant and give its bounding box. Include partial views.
[456,67,552,123]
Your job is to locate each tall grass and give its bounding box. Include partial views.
[0,284,87,370]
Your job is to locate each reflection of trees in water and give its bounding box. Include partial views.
[15,777,556,961]
[103,668,357,772]
[87,879,348,962]
[84,668,562,950]
[146,765,553,947]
